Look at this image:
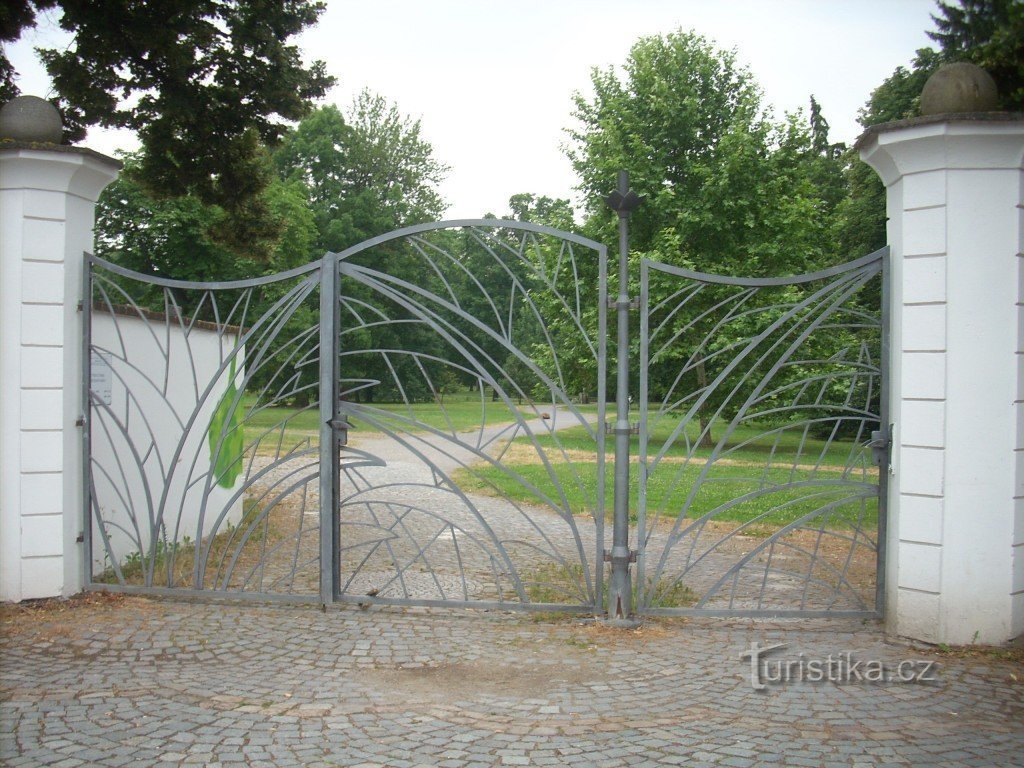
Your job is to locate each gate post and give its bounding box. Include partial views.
[858,99,1024,643]
[0,97,119,602]
[318,253,340,606]
[604,171,642,622]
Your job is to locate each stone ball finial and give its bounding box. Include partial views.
[920,62,999,115]
[0,95,64,143]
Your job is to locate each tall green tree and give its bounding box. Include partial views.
[3,0,333,249]
[567,31,848,429]
[274,90,448,252]
[836,1,1022,262]
[95,153,319,283]
[271,91,450,404]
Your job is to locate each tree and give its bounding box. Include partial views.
[3,0,333,235]
[274,91,449,253]
[271,91,450,404]
[0,2,57,104]
[95,153,319,283]
[566,30,849,442]
[507,193,576,230]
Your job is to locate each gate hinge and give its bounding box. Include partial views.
[605,421,640,436]
[868,425,892,468]
[603,548,638,564]
[607,296,640,311]
[77,300,84,312]
[328,418,353,446]
[75,416,86,427]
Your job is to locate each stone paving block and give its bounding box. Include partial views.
[1,600,1022,768]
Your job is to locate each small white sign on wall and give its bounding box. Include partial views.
[90,350,112,406]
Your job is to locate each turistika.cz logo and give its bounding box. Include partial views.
[739,641,939,691]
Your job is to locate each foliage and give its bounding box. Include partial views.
[0,0,57,104]
[564,30,859,438]
[836,1,1022,263]
[274,91,449,252]
[2,0,332,249]
[269,92,452,403]
[95,153,316,281]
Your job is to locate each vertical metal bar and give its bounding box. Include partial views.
[318,254,340,606]
[875,246,892,616]
[636,259,649,612]
[595,243,608,613]
[604,171,643,622]
[81,253,94,589]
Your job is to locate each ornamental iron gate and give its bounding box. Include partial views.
[637,250,888,616]
[84,221,608,610]
[84,201,888,619]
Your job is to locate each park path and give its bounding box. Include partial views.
[244,403,874,613]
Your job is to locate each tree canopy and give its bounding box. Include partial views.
[3,0,333,229]
[273,91,448,252]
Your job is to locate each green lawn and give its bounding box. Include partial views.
[521,418,872,468]
[453,457,877,530]
[237,388,878,531]
[239,390,600,452]
[451,415,878,530]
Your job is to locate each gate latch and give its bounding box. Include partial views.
[328,418,354,446]
[868,426,892,468]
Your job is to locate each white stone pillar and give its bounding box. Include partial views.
[0,142,119,601]
[859,114,1024,644]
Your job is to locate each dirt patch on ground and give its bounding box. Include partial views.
[0,592,156,641]
[499,441,876,476]
[362,659,592,700]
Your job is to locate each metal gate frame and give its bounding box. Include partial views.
[82,183,888,620]
[316,219,609,610]
[636,248,890,618]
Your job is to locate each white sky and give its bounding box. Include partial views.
[7,0,938,220]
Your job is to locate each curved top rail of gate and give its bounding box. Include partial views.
[87,251,323,290]
[329,218,607,261]
[88,219,607,287]
[642,247,887,286]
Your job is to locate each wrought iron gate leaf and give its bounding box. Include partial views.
[83,220,886,619]
[637,248,888,617]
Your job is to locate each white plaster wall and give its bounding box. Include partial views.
[0,147,119,601]
[88,310,245,582]
[861,118,1024,644]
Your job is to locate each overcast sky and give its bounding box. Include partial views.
[7,0,938,219]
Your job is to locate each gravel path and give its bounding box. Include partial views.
[236,406,875,614]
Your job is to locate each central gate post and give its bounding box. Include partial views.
[604,171,643,622]
[318,253,340,607]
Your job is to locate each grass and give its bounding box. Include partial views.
[240,390,600,453]
[522,418,871,468]
[451,417,878,530]
[456,459,876,529]
[525,561,698,616]
[237,389,876,531]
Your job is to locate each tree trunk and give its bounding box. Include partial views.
[695,357,714,449]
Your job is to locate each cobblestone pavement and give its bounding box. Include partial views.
[2,596,1021,767]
